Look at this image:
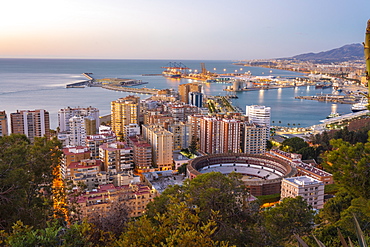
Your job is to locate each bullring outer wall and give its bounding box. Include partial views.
[186,153,296,196]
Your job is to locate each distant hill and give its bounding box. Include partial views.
[286,43,363,63]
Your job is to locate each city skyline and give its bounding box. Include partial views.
[1,0,369,60]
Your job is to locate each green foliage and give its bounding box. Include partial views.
[262,196,315,246]
[316,190,354,225]
[281,137,308,153]
[266,140,273,150]
[146,172,261,246]
[256,193,280,204]
[118,200,229,247]
[323,138,370,199]
[324,183,339,194]
[0,134,62,231]
[177,163,188,175]
[0,220,116,247]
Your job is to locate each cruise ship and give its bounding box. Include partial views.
[351,98,369,112]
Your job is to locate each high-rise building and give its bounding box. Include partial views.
[245,105,271,139]
[166,103,200,122]
[188,92,203,108]
[178,83,202,104]
[10,109,50,141]
[199,116,241,154]
[0,111,8,137]
[128,136,153,173]
[168,122,193,151]
[58,106,100,133]
[187,114,205,150]
[99,142,134,173]
[142,125,173,171]
[242,123,267,154]
[111,96,140,138]
[86,133,116,159]
[68,116,87,147]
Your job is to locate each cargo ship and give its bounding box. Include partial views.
[161,62,189,79]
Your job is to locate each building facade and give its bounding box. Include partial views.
[0,111,8,137]
[178,83,202,104]
[281,176,325,209]
[99,142,134,173]
[111,96,140,139]
[58,106,100,133]
[199,116,241,154]
[189,92,203,108]
[142,125,173,171]
[86,133,116,159]
[242,123,267,154]
[76,183,158,218]
[245,105,271,139]
[10,109,50,141]
[168,122,193,151]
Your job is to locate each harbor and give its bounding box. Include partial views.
[66,73,148,88]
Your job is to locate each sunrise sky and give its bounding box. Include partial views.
[1,0,369,60]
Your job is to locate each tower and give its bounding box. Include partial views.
[189,92,203,108]
[142,125,173,171]
[68,116,86,147]
[178,83,202,104]
[245,105,271,140]
[10,109,50,141]
[111,96,140,139]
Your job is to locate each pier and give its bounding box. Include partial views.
[102,85,160,94]
[295,94,361,104]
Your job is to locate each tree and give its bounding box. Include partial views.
[281,137,308,153]
[118,200,230,247]
[88,199,131,237]
[262,196,315,246]
[297,146,317,160]
[266,140,273,150]
[146,172,261,246]
[0,134,62,231]
[0,220,116,247]
[323,138,370,199]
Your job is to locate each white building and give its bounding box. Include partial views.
[68,116,87,147]
[245,105,271,139]
[58,106,100,133]
[123,123,141,142]
[281,176,325,209]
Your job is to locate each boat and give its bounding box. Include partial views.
[162,71,182,78]
[161,62,189,79]
[351,98,368,112]
[326,112,340,119]
[315,83,332,89]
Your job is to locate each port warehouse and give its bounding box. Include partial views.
[186,153,296,196]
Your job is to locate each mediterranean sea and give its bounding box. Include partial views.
[0,58,352,129]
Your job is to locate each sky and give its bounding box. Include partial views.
[0,0,369,60]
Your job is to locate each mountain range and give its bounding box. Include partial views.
[285,43,363,63]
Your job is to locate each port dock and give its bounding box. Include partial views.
[66,73,149,88]
[102,85,160,94]
[295,94,362,104]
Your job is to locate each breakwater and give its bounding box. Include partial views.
[102,85,160,94]
[295,94,361,104]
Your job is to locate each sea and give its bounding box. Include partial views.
[0,58,352,129]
